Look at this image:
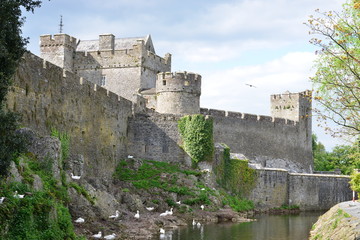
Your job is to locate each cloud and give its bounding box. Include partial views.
[200,51,315,115]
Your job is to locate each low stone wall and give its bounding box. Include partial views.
[247,169,352,210]
[289,173,352,211]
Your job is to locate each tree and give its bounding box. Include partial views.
[305,0,360,137]
[0,0,44,176]
[313,133,360,174]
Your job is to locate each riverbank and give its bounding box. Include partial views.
[310,201,360,240]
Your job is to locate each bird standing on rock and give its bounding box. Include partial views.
[146,207,154,211]
[201,205,204,210]
[71,173,81,180]
[109,210,119,219]
[92,231,102,238]
[74,217,85,223]
[103,233,116,240]
[134,210,140,219]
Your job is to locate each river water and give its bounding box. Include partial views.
[157,212,323,240]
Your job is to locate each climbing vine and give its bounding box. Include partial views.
[215,144,257,197]
[178,115,214,164]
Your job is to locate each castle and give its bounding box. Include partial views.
[7,33,355,211]
[9,33,312,175]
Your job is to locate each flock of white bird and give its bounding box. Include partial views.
[0,154,208,239]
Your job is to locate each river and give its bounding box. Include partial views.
[157,212,323,240]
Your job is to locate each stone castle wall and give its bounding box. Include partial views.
[127,112,188,163]
[7,53,134,178]
[201,108,313,172]
[248,169,352,210]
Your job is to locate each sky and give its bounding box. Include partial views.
[22,0,346,150]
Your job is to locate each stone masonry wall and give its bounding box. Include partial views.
[127,112,188,163]
[201,108,313,173]
[247,169,352,210]
[289,173,352,210]
[7,53,134,179]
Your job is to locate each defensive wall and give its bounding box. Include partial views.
[248,168,352,210]
[201,108,313,173]
[7,52,135,179]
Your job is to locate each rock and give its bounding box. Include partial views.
[7,161,23,183]
[32,174,43,191]
[20,128,62,181]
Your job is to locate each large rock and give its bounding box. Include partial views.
[18,128,62,180]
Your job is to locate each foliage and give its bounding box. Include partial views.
[215,144,257,197]
[178,115,214,164]
[51,128,70,162]
[0,181,78,240]
[0,0,45,177]
[305,0,360,136]
[313,134,360,174]
[69,182,95,205]
[221,193,254,212]
[0,110,26,177]
[114,159,214,206]
[350,171,360,192]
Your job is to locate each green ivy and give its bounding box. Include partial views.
[215,144,257,197]
[178,115,214,164]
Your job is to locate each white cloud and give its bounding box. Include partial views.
[200,51,315,114]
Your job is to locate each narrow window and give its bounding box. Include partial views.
[162,80,166,86]
[101,75,106,86]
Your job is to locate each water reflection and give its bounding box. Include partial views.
[157,212,323,240]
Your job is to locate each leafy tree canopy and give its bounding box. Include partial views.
[306,0,360,137]
[0,0,44,176]
[313,134,360,175]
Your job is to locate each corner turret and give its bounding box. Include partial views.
[271,90,312,122]
[40,34,77,72]
[156,71,201,115]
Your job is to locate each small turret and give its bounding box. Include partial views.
[270,90,312,122]
[40,34,77,72]
[156,71,201,115]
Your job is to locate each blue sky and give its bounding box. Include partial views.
[22,0,346,150]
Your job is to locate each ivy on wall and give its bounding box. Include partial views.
[178,115,214,164]
[215,143,257,197]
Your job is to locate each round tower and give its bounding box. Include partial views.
[156,71,201,115]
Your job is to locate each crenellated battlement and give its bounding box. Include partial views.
[155,71,201,114]
[40,34,77,49]
[270,90,312,123]
[200,108,297,126]
[156,71,201,95]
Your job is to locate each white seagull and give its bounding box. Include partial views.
[134,210,140,219]
[103,233,116,240]
[0,197,5,204]
[159,228,165,234]
[127,155,134,159]
[71,173,81,180]
[192,219,196,225]
[146,207,154,211]
[74,217,85,223]
[200,205,204,210]
[92,231,102,239]
[176,201,181,205]
[109,210,119,219]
